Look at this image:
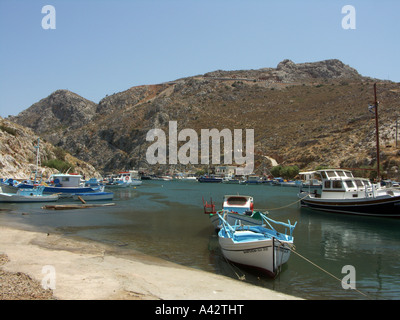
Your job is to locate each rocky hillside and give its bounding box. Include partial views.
[8,59,400,178]
[0,117,101,179]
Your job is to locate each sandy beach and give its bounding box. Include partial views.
[0,225,301,300]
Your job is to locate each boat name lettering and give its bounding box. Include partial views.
[243,247,268,254]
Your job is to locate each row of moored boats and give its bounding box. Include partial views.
[0,171,142,203]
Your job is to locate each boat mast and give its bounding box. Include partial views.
[374,83,381,181]
[34,138,40,184]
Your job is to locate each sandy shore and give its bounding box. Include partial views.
[0,226,302,300]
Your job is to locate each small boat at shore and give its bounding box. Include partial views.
[217,212,296,277]
[299,169,400,217]
[203,195,267,229]
[0,186,59,203]
[17,173,103,196]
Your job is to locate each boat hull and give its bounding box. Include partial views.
[73,192,114,201]
[17,184,101,195]
[0,193,59,203]
[198,177,222,183]
[301,195,400,217]
[218,231,292,277]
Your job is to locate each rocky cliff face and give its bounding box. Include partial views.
[8,59,400,177]
[0,117,101,179]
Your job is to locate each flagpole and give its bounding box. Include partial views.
[374,83,381,181]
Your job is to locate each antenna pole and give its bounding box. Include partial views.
[374,83,381,181]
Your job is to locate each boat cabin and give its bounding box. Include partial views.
[223,195,254,214]
[313,169,374,199]
[50,174,83,188]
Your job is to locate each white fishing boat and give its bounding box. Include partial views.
[217,212,297,277]
[222,175,242,184]
[106,171,142,187]
[203,195,267,229]
[0,186,59,203]
[299,169,400,217]
[243,175,263,184]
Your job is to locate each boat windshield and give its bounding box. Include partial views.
[344,180,355,188]
[354,179,364,187]
[337,171,346,177]
[327,171,337,178]
[227,197,248,205]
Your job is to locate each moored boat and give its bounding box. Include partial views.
[105,171,142,187]
[72,191,114,201]
[204,195,267,229]
[0,186,59,203]
[299,169,400,217]
[217,212,297,277]
[17,173,103,196]
[198,175,223,183]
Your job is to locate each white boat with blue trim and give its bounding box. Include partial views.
[0,186,59,203]
[217,212,297,277]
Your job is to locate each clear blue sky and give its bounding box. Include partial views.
[0,0,399,117]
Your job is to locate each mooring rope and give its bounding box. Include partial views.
[222,254,246,281]
[255,194,309,212]
[287,245,371,299]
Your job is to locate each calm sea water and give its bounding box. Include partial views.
[1,180,400,300]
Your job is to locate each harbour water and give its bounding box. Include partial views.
[1,180,400,300]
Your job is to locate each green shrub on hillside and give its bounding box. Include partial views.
[42,159,74,172]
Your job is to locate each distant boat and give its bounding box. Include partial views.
[158,175,173,181]
[203,195,267,229]
[217,212,297,277]
[0,186,58,203]
[243,175,263,184]
[181,175,197,181]
[279,180,302,187]
[222,175,242,184]
[73,191,114,201]
[198,175,222,183]
[85,178,103,187]
[105,171,142,187]
[299,169,400,217]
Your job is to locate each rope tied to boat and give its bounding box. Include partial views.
[274,238,372,299]
[255,194,309,212]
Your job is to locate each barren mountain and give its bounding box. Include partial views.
[8,59,400,178]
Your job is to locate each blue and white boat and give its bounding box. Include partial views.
[73,191,114,201]
[18,173,103,196]
[217,212,297,277]
[0,186,59,203]
[105,171,142,188]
